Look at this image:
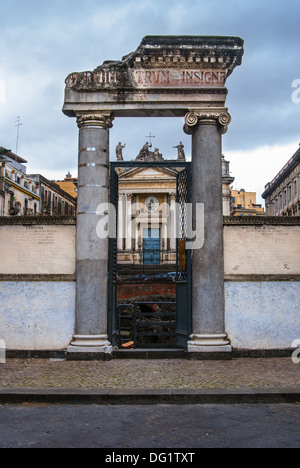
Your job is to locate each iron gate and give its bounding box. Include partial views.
[108,161,191,349]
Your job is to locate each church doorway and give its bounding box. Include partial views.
[108,146,191,350]
[143,228,161,266]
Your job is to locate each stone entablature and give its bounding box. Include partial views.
[65,36,243,91]
[63,35,244,119]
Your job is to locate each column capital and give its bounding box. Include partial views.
[184,108,231,135]
[76,112,114,129]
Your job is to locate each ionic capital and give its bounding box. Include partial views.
[184,109,231,135]
[76,112,114,129]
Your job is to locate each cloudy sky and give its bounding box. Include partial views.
[1,0,300,204]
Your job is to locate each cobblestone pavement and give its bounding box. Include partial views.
[0,358,299,390]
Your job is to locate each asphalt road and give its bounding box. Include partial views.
[0,403,299,449]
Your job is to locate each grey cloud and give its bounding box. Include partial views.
[1,0,300,178]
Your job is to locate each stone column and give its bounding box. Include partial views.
[68,112,114,357]
[184,109,232,353]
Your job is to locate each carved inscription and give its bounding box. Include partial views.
[224,225,300,276]
[0,225,75,275]
[134,69,227,88]
[66,68,227,90]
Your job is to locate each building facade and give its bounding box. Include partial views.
[28,174,76,216]
[0,147,41,216]
[55,172,78,199]
[0,147,77,217]
[116,145,179,267]
[262,145,300,216]
[230,189,265,216]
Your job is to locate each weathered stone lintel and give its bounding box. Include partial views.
[63,91,228,119]
[65,36,244,92]
[63,36,243,119]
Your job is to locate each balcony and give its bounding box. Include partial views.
[9,202,21,216]
[5,171,40,196]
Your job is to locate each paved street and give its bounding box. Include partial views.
[0,357,299,390]
[0,403,299,448]
[0,357,299,448]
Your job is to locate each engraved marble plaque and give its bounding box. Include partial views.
[224,225,300,276]
[0,225,76,275]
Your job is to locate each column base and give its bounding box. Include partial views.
[67,335,113,360]
[187,334,232,353]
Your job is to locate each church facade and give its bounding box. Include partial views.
[116,143,181,268]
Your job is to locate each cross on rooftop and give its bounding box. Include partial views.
[145,132,155,147]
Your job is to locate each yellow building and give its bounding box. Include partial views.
[0,147,76,217]
[117,163,178,267]
[0,147,41,216]
[55,172,78,198]
[230,189,265,216]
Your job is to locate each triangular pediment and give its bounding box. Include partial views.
[119,166,177,180]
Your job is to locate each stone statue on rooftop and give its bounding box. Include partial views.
[136,142,164,162]
[116,142,126,161]
[173,142,186,161]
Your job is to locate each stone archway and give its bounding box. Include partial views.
[63,35,244,358]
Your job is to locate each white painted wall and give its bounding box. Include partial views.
[0,221,299,351]
[0,282,75,350]
[225,282,300,349]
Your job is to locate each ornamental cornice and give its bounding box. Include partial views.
[65,36,243,93]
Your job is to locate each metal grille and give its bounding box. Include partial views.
[133,302,176,349]
[176,168,190,281]
[117,302,176,349]
[109,161,191,349]
[109,166,119,282]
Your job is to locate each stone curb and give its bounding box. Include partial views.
[0,388,299,405]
